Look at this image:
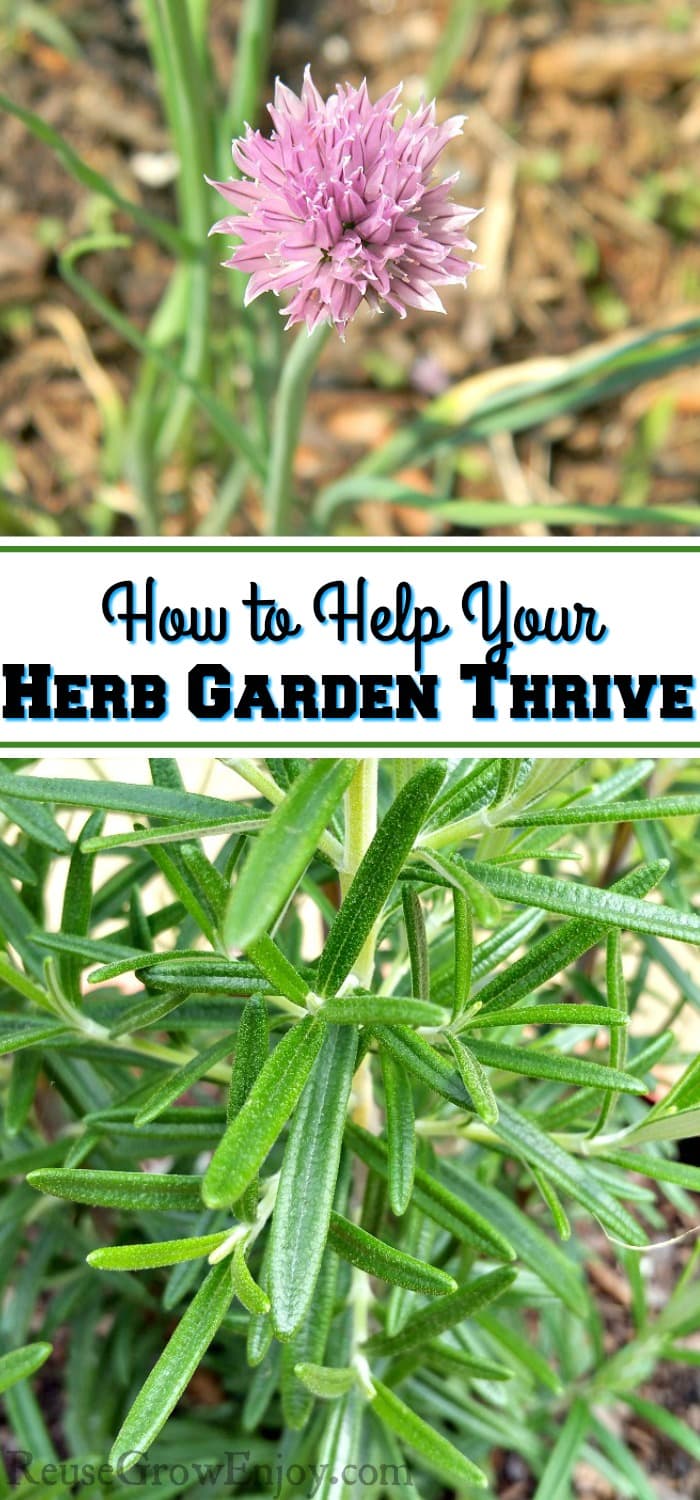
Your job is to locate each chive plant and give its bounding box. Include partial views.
[2,756,700,1494]
[3,4,700,536]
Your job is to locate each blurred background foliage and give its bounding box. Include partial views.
[0,0,699,534]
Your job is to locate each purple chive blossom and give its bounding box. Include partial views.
[207,67,481,337]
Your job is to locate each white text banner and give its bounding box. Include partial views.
[0,540,696,751]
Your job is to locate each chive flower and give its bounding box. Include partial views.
[208,67,481,337]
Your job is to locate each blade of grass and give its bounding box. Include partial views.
[59,238,264,477]
[141,0,213,466]
[0,94,199,260]
[316,319,700,520]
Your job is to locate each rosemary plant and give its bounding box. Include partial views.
[1,756,700,1494]
[3,9,700,535]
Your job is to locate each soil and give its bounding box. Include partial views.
[0,0,699,533]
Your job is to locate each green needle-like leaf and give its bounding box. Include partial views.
[370,1380,487,1488]
[463,1003,629,1029]
[246,934,311,1006]
[225,760,355,949]
[623,1394,700,1462]
[347,1122,516,1261]
[0,1019,70,1055]
[0,773,240,823]
[58,811,103,1003]
[321,994,446,1027]
[87,1233,230,1270]
[424,1342,513,1382]
[82,810,267,854]
[0,794,70,853]
[467,1038,646,1094]
[99,951,269,991]
[294,1363,357,1399]
[402,886,429,1000]
[589,928,629,1137]
[110,1262,233,1470]
[0,956,57,1014]
[364,1266,516,1358]
[282,1246,340,1428]
[466,860,700,946]
[269,1024,357,1337]
[501,795,700,829]
[371,1024,469,1108]
[598,1148,700,1192]
[380,1048,416,1216]
[327,1212,456,1295]
[5,1051,42,1137]
[445,1033,499,1124]
[533,1397,590,1499]
[495,1104,646,1245]
[228,993,270,1122]
[611,1105,700,1148]
[228,992,270,1217]
[0,1342,53,1396]
[134,1032,236,1126]
[317,762,446,996]
[231,1244,271,1315]
[28,1169,203,1212]
[203,1017,326,1208]
[475,860,669,1014]
[452,886,473,1018]
[149,760,229,925]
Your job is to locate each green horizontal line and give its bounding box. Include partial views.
[0,742,696,752]
[0,545,698,555]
